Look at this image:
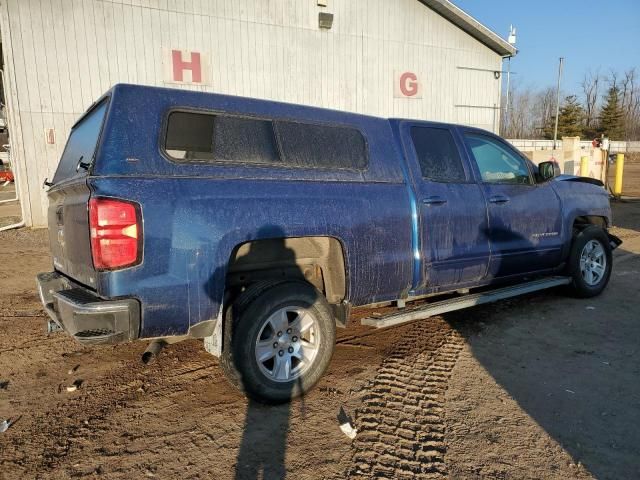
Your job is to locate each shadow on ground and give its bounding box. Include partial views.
[610,199,640,230]
[446,242,640,479]
[235,401,291,479]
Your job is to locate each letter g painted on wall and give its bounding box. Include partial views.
[394,71,422,99]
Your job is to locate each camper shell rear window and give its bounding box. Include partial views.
[163,110,368,171]
[53,99,109,184]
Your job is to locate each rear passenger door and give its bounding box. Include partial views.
[461,131,564,277]
[403,123,491,289]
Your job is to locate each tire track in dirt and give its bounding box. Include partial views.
[345,320,464,479]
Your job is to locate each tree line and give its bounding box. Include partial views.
[501,68,639,141]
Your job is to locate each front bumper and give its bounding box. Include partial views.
[36,271,140,345]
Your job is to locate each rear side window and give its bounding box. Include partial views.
[165,112,280,164]
[276,121,368,170]
[164,111,368,171]
[53,100,108,183]
[410,126,466,182]
[165,112,215,160]
[213,116,280,164]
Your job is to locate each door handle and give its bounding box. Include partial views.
[422,196,447,206]
[488,195,510,204]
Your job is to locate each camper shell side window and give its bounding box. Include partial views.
[163,110,369,171]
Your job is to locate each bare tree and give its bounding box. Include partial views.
[501,82,536,138]
[620,68,640,140]
[532,87,556,137]
[581,70,601,135]
[501,83,557,139]
[501,82,529,138]
[501,68,640,141]
[608,70,618,90]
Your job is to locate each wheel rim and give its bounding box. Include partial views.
[579,239,607,286]
[254,306,321,383]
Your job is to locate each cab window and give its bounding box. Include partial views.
[464,133,532,185]
[410,126,466,182]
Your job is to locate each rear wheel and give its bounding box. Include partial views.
[567,226,612,298]
[220,281,336,403]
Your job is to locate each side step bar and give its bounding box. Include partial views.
[362,276,572,329]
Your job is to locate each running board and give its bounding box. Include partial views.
[361,276,572,329]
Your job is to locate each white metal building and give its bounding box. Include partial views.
[0,0,515,227]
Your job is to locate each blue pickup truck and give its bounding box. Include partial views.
[38,84,620,403]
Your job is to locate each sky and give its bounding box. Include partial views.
[453,0,640,95]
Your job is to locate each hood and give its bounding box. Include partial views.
[554,175,604,187]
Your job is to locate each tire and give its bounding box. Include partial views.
[220,280,336,404]
[567,225,612,298]
[219,280,287,392]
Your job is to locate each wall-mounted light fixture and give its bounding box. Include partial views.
[317,0,328,6]
[319,12,333,29]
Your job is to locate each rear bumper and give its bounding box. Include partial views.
[36,271,140,345]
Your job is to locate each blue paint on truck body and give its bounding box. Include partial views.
[45,84,612,339]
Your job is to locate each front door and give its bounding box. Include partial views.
[403,123,491,290]
[462,131,564,278]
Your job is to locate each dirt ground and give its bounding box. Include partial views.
[0,183,21,228]
[606,152,640,197]
[1,202,639,480]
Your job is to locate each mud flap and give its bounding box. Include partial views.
[203,307,223,357]
[608,232,623,250]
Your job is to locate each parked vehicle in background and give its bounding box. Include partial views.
[37,84,621,403]
[0,144,13,182]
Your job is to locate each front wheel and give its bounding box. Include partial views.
[220,281,336,404]
[567,226,612,298]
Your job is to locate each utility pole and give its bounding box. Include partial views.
[504,25,516,136]
[505,55,512,134]
[553,57,564,150]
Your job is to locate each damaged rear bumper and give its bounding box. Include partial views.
[36,271,140,345]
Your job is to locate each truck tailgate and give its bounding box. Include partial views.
[47,180,96,289]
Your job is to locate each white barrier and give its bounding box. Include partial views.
[507,139,640,153]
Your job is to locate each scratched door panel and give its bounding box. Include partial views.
[400,122,491,290]
[419,182,491,287]
[482,183,563,276]
[461,131,564,277]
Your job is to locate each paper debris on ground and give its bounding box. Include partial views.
[337,406,357,439]
[66,379,83,392]
[0,419,11,433]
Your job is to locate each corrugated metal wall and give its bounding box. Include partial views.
[0,0,503,227]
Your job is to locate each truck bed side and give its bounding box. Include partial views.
[90,85,414,337]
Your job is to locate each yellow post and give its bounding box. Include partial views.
[580,156,589,177]
[614,153,625,197]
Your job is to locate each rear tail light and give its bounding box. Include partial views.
[89,197,142,270]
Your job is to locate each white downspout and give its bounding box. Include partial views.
[0,219,24,232]
[0,67,25,231]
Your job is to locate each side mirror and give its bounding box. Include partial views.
[538,161,560,181]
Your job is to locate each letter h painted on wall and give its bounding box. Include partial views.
[164,48,209,85]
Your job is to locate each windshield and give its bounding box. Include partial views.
[52,100,108,184]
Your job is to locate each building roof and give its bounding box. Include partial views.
[419,0,517,57]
